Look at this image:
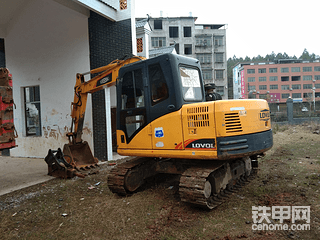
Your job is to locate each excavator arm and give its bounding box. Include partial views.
[45,55,145,178]
[68,56,145,144]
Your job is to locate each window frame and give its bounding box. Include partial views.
[154,20,162,29]
[184,44,192,55]
[169,26,179,38]
[269,68,277,73]
[269,76,278,81]
[247,69,255,74]
[259,77,266,82]
[24,85,42,136]
[183,26,192,37]
[258,68,266,73]
[248,77,255,82]
[292,93,301,98]
[303,67,312,72]
[151,37,166,48]
[215,53,224,63]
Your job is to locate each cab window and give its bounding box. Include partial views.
[148,64,169,106]
[121,69,144,109]
[179,66,203,101]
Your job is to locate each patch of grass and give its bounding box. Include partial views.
[272,123,289,134]
[1,123,320,239]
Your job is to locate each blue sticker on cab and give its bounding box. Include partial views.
[155,127,164,138]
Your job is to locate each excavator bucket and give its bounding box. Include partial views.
[62,141,99,170]
[45,148,86,179]
[45,142,99,179]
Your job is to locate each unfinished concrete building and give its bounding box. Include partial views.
[144,16,228,99]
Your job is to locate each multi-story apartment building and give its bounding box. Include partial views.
[233,59,320,104]
[145,16,228,99]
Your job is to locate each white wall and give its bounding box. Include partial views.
[6,0,92,157]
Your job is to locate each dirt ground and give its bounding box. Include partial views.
[0,123,319,240]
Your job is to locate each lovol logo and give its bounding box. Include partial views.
[96,73,112,87]
[185,139,216,149]
[259,109,270,121]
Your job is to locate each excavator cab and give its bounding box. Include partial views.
[116,53,204,149]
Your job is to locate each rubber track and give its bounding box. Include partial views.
[179,166,257,209]
[107,157,149,195]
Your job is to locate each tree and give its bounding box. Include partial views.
[299,48,311,60]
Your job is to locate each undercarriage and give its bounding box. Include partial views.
[107,157,257,210]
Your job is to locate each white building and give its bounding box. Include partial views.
[0,0,136,159]
[143,16,228,99]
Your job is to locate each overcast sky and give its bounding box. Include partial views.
[135,0,319,59]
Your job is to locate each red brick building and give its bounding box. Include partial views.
[233,60,320,103]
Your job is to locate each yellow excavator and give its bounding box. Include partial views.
[45,53,273,209]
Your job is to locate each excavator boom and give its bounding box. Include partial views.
[45,55,145,178]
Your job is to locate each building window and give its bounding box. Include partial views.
[303,84,312,89]
[184,27,191,37]
[154,20,162,29]
[270,84,278,90]
[316,92,320,97]
[151,37,166,48]
[248,77,255,82]
[247,69,255,74]
[303,67,312,72]
[292,84,301,90]
[215,70,224,79]
[281,76,289,81]
[169,26,179,38]
[216,86,224,95]
[214,36,223,46]
[269,76,278,81]
[282,93,290,99]
[215,53,224,63]
[259,77,266,82]
[314,66,320,71]
[303,92,312,98]
[24,86,41,136]
[248,85,256,91]
[303,75,312,81]
[197,54,211,64]
[291,67,300,72]
[259,94,267,99]
[259,85,267,90]
[203,70,212,80]
[292,93,301,98]
[184,44,192,55]
[137,38,143,53]
[281,85,289,90]
[314,84,320,89]
[315,75,320,80]
[281,67,289,73]
[291,76,301,81]
[258,68,266,73]
[269,68,277,73]
[196,37,212,47]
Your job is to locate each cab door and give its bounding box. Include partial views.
[147,62,184,150]
[117,66,152,149]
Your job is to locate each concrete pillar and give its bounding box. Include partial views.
[105,88,113,161]
[286,97,293,124]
